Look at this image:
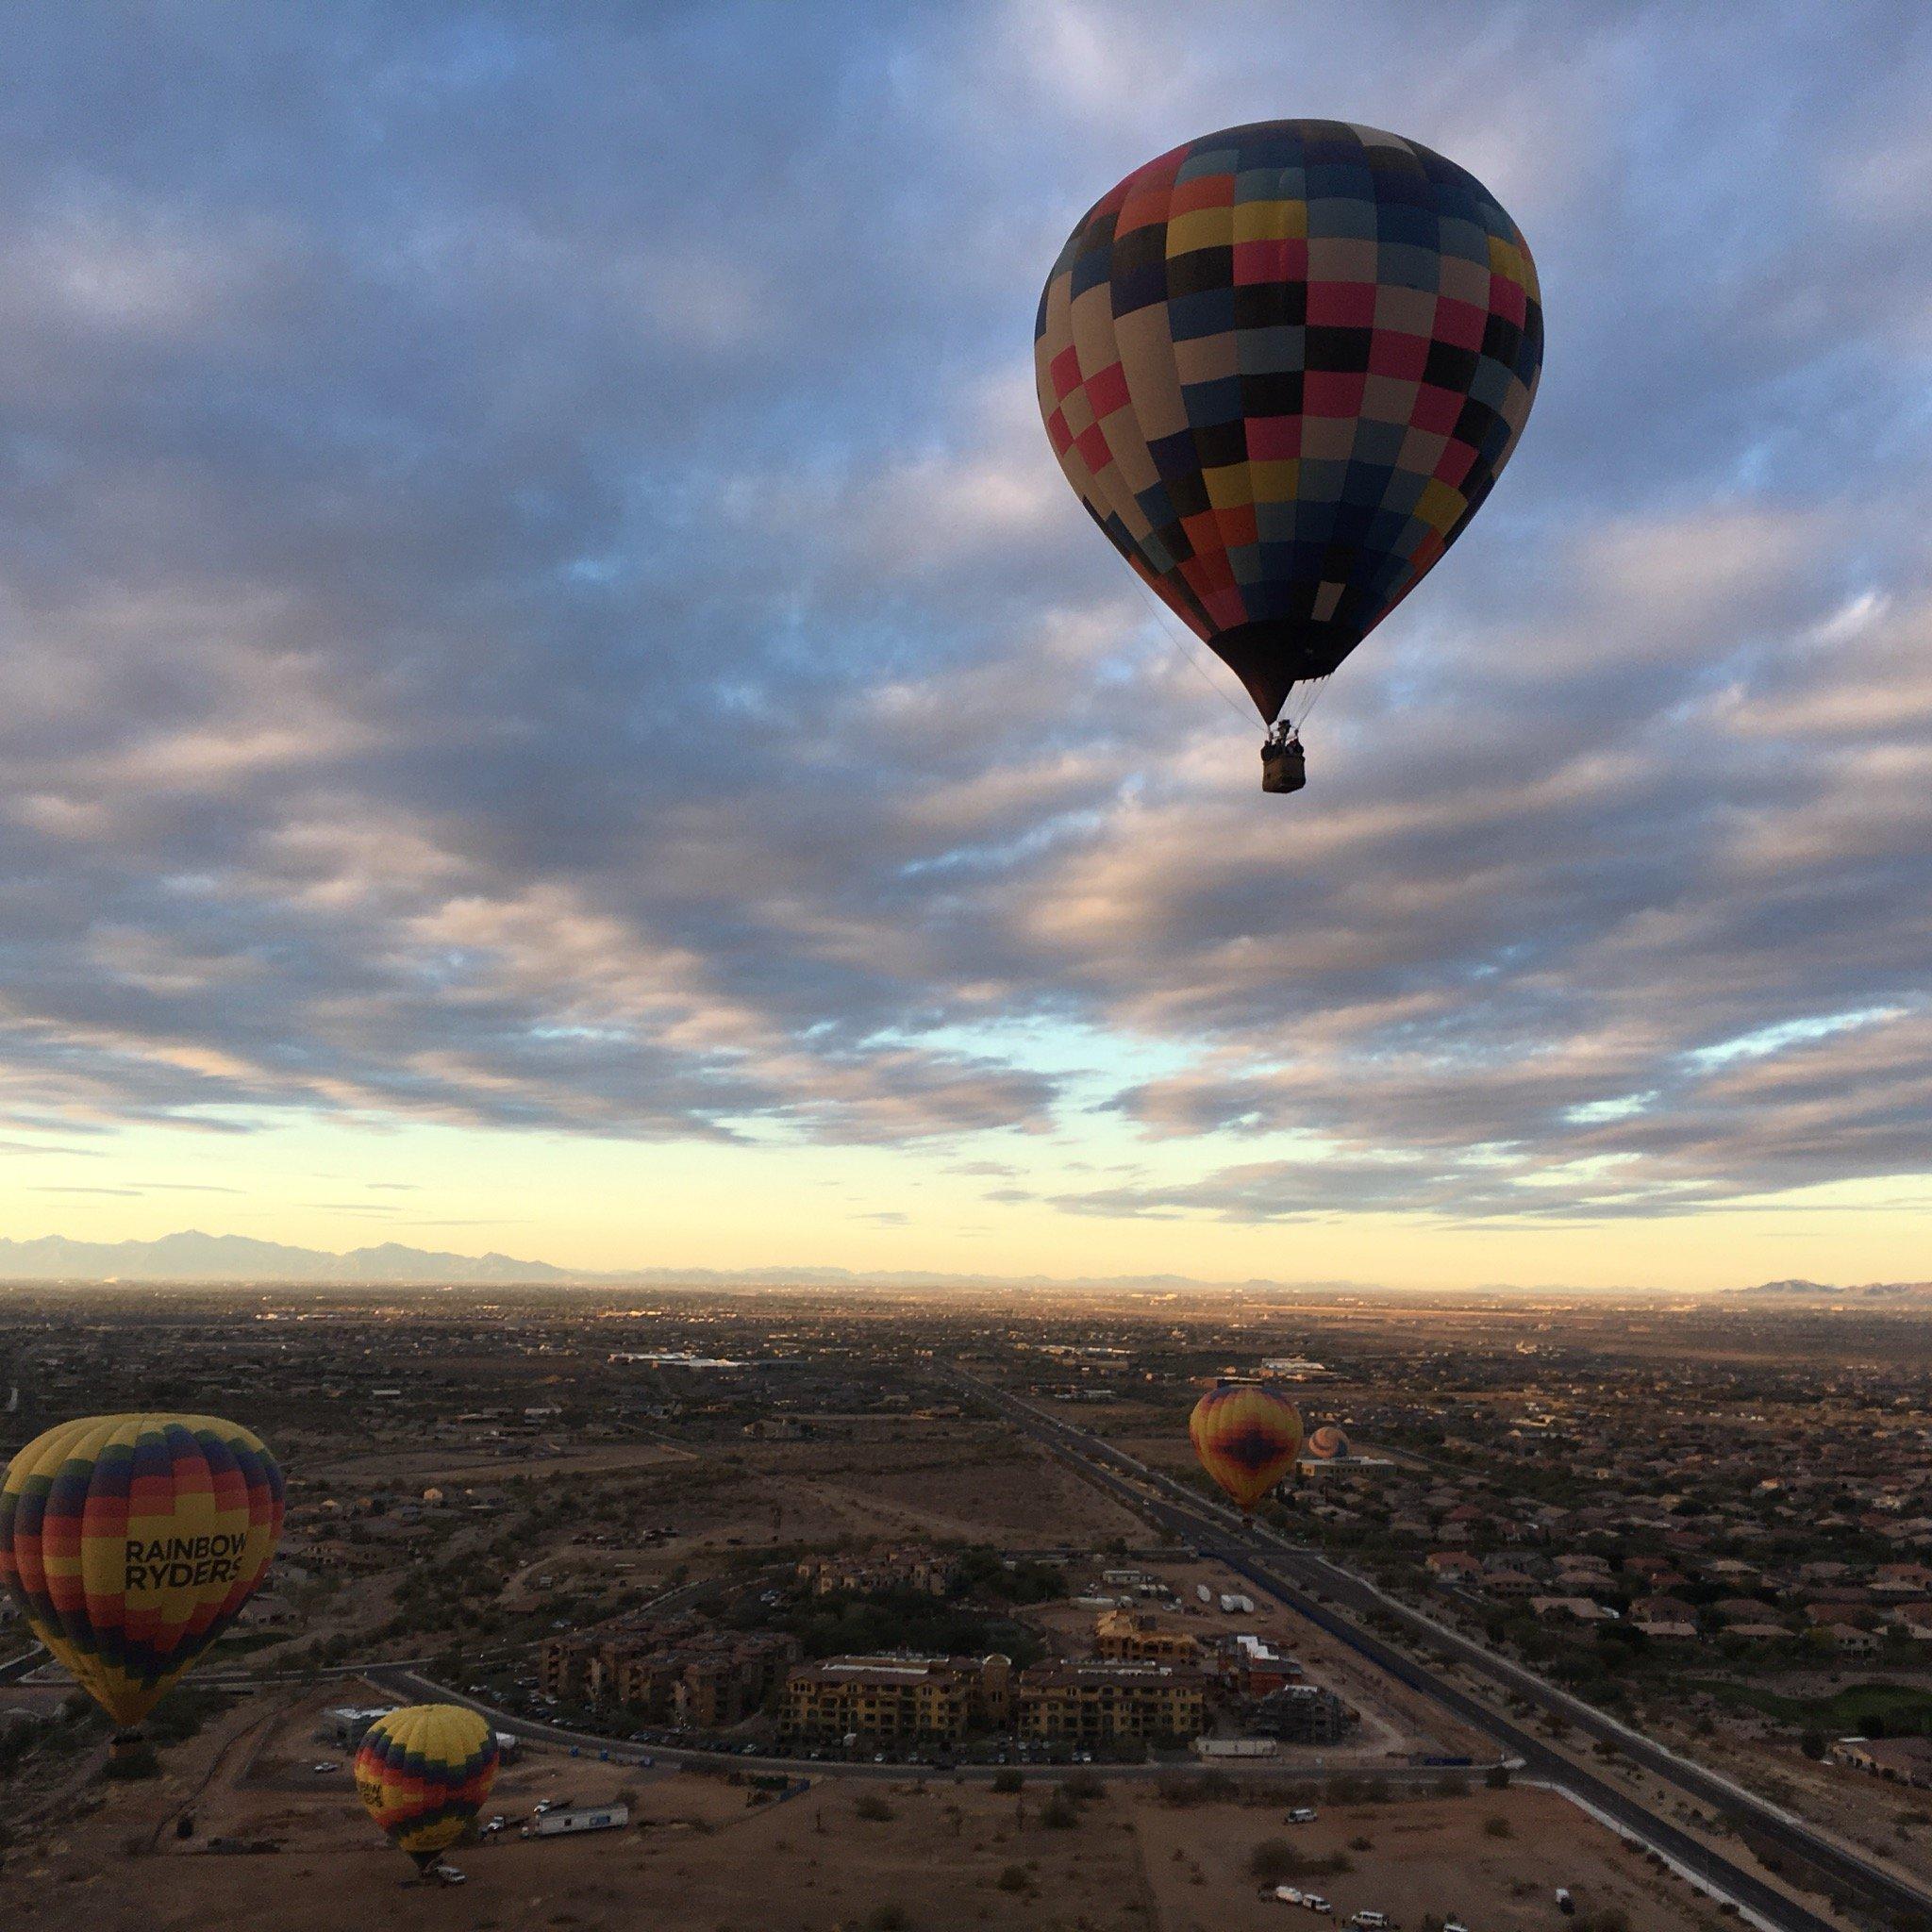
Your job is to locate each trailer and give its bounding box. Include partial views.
[531,1804,629,1839]
[1193,1737,1277,1759]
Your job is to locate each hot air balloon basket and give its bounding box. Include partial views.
[1261,743,1307,793]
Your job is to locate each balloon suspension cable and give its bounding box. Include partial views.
[1291,673,1332,734]
[1127,576,1255,727]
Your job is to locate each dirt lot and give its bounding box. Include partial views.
[1135,1786,1737,1932]
[6,1688,1733,1932]
[742,1427,1150,1548]
[313,1440,698,1486]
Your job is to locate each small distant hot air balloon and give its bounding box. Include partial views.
[0,1413,283,1743]
[355,1703,500,1877]
[1189,1382,1305,1515]
[1305,1424,1352,1461]
[1037,120,1542,791]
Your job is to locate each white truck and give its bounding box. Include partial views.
[1271,1890,1332,1914]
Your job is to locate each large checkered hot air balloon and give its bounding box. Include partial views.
[355,1703,501,1876]
[1189,1382,1305,1515]
[1036,121,1542,791]
[0,1413,283,1736]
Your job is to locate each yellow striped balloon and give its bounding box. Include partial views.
[1189,1382,1304,1513]
[355,1703,500,1873]
[0,1413,283,1727]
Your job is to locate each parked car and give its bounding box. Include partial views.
[1288,1807,1318,1823]
[310,1762,338,1775]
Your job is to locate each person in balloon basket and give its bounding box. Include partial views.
[1261,721,1306,794]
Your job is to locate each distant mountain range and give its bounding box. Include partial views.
[3,1230,1926,1297]
[0,1231,577,1284]
[1737,1277,1932,1298]
[0,1231,1374,1289]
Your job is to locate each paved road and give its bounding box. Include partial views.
[360,1662,1517,1791]
[957,1369,1932,1932]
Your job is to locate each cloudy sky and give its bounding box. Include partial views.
[2,1,1929,1288]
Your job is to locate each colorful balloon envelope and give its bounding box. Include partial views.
[0,1412,284,1728]
[1305,1424,1352,1461]
[355,1703,500,1873]
[1037,120,1541,735]
[1190,1382,1305,1513]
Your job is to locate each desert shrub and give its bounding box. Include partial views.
[1483,1814,1512,1839]
[1040,1792,1079,1829]
[1250,1839,1307,1884]
[991,1769,1023,1794]
[855,1791,894,1822]
[995,1866,1028,1893]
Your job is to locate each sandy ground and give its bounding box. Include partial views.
[741,1430,1149,1548]
[312,1441,698,1487]
[2,1703,1735,1932]
[1134,1786,1737,1932]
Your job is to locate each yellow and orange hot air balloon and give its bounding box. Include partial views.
[1189,1382,1304,1514]
[0,1413,283,1734]
[356,1703,501,1875]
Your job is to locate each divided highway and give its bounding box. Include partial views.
[957,1369,1932,1932]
